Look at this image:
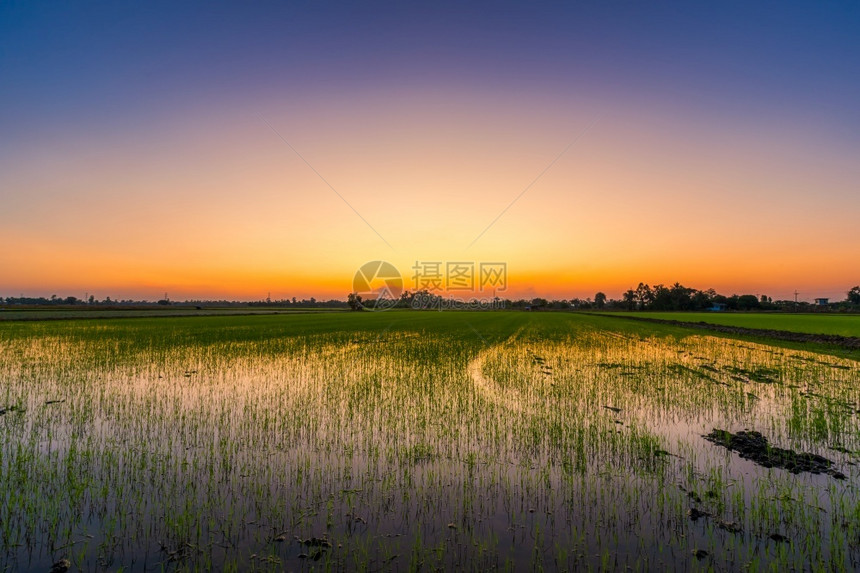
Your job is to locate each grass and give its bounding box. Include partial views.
[622,311,860,337]
[1,311,858,570]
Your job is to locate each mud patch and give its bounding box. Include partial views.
[704,429,846,479]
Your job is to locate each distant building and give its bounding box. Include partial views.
[709,303,727,312]
[814,298,829,306]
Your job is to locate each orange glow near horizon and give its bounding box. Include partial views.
[2,89,858,303]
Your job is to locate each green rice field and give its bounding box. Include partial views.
[1,312,859,570]
[624,312,860,338]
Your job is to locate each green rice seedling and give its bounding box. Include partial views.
[0,312,858,570]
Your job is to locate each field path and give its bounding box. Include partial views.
[466,327,531,414]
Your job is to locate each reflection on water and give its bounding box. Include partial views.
[0,321,858,570]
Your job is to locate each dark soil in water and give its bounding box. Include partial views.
[704,429,846,479]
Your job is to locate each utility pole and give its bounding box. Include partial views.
[794,290,799,311]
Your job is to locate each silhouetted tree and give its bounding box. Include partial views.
[691,290,710,309]
[668,283,694,310]
[635,283,654,309]
[848,286,860,305]
[594,292,606,309]
[622,289,636,310]
[347,293,363,311]
[736,294,760,310]
[650,285,671,310]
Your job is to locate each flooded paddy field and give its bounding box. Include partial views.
[1,312,859,571]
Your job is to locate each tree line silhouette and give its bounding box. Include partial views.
[3,286,859,312]
[346,285,860,312]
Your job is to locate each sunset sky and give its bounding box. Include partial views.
[2,2,858,301]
